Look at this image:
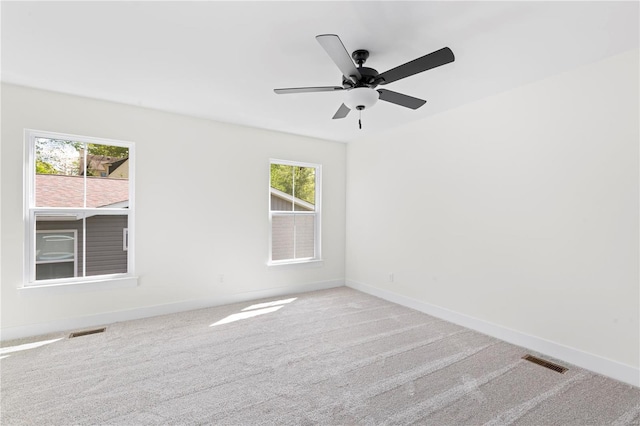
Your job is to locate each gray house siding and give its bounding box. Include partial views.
[36,215,127,279]
[270,193,314,212]
[86,215,128,276]
[293,215,315,258]
[272,215,294,260]
[271,214,315,261]
[271,195,291,212]
[270,192,315,261]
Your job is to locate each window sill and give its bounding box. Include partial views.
[267,259,324,268]
[19,276,139,295]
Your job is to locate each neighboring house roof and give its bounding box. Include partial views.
[270,187,314,211]
[36,174,129,208]
[107,158,129,179]
[108,158,127,170]
[80,153,127,176]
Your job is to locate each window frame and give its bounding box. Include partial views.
[23,129,136,287]
[268,159,322,265]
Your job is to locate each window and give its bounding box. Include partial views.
[269,160,321,264]
[24,129,134,286]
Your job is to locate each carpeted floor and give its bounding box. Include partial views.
[1,287,638,425]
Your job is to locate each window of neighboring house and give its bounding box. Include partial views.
[269,160,321,264]
[35,229,77,280]
[24,129,134,286]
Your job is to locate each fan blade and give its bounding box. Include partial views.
[273,86,344,95]
[377,89,426,109]
[316,34,362,82]
[332,103,351,119]
[377,47,454,85]
[274,86,345,94]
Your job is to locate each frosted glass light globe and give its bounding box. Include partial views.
[345,87,379,110]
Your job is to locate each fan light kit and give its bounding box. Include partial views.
[344,87,379,111]
[274,34,455,129]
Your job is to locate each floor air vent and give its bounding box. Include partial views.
[69,327,106,338]
[522,354,568,374]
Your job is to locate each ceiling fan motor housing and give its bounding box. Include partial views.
[359,67,380,85]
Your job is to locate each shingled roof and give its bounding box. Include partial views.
[36,174,129,208]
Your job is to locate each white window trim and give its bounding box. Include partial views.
[268,159,322,266]
[23,129,136,288]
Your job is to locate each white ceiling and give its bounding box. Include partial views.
[2,1,638,143]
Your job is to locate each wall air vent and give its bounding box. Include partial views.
[69,327,106,338]
[522,354,568,374]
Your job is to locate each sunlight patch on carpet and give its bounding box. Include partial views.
[0,337,63,355]
[210,306,284,326]
[211,297,298,327]
[242,297,297,311]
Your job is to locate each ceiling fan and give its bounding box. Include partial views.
[274,34,455,128]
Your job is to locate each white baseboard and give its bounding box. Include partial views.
[346,279,639,388]
[0,279,344,342]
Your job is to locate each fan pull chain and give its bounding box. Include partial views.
[358,109,362,130]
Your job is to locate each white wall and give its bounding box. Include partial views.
[346,50,639,378]
[1,84,346,336]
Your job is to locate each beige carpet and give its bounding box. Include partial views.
[1,287,639,425]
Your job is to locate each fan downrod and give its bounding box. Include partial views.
[352,49,369,67]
